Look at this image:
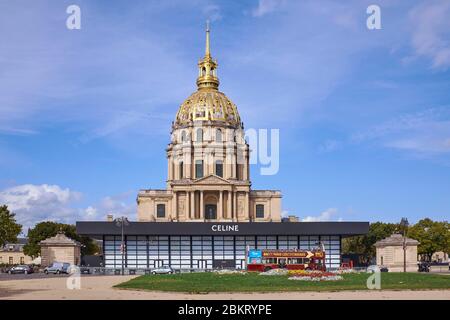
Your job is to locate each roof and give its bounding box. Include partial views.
[374,233,420,247]
[76,221,369,238]
[39,232,81,247]
[0,238,28,252]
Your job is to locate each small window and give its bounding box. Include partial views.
[179,161,184,179]
[9,257,13,265]
[195,160,203,178]
[20,257,24,264]
[256,204,264,218]
[215,160,223,177]
[156,204,166,218]
[181,131,187,142]
[196,128,203,142]
[216,129,222,142]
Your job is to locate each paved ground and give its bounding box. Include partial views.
[0,273,69,281]
[0,275,449,300]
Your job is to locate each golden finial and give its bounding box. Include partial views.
[205,20,211,57]
[197,21,219,90]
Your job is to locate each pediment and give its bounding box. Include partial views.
[193,174,231,185]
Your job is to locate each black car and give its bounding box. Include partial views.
[8,265,34,274]
[418,262,430,272]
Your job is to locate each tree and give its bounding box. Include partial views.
[23,221,99,258]
[342,222,398,264]
[0,205,22,247]
[408,218,450,262]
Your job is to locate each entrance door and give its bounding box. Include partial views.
[205,204,217,219]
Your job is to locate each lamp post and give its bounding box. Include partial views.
[114,216,130,275]
[400,217,409,273]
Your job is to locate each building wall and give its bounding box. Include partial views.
[41,246,81,267]
[376,245,418,272]
[0,252,33,265]
[103,234,341,270]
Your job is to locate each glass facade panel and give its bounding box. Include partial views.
[102,234,342,270]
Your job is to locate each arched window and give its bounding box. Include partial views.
[179,161,184,179]
[181,130,187,143]
[156,204,166,218]
[215,160,223,177]
[216,129,222,142]
[196,128,203,142]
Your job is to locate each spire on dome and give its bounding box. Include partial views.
[197,22,219,90]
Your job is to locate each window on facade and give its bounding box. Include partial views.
[256,204,265,218]
[156,204,166,218]
[179,161,184,179]
[216,129,222,142]
[215,160,223,177]
[181,131,187,142]
[196,128,203,142]
[9,257,13,265]
[195,160,203,178]
[20,257,24,264]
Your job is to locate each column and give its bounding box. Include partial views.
[185,191,190,220]
[227,191,231,220]
[218,191,223,220]
[168,156,173,180]
[200,191,204,220]
[245,192,249,221]
[190,191,195,219]
[173,191,177,221]
[243,150,249,181]
[233,192,237,221]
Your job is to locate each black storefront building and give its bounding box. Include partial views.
[76,221,369,270]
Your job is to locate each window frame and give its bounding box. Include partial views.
[215,160,223,177]
[195,160,203,178]
[156,204,166,218]
[255,204,265,218]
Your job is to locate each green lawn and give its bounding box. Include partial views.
[115,272,450,293]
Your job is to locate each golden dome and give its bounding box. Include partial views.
[175,89,241,127]
[174,23,242,128]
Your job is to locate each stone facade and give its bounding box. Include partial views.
[374,234,419,272]
[137,25,282,222]
[0,238,33,265]
[40,232,81,267]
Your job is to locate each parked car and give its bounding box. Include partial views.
[44,262,71,274]
[418,262,430,272]
[8,265,34,274]
[366,265,389,273]
[151,265,174,274]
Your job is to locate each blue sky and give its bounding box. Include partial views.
[0,0,449,230]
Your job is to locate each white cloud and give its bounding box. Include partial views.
[252,0,284,17]
[0,184,136,230]
[301,208,342,222]
[0,184,82,229]
[352,107,450,155]
[409,0,450,70]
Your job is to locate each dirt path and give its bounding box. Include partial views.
[0,275,449,300]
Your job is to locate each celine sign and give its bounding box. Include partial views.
[211,224,239,232]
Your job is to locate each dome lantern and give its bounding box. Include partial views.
[196,21,220,90]
[174,22,242,129]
